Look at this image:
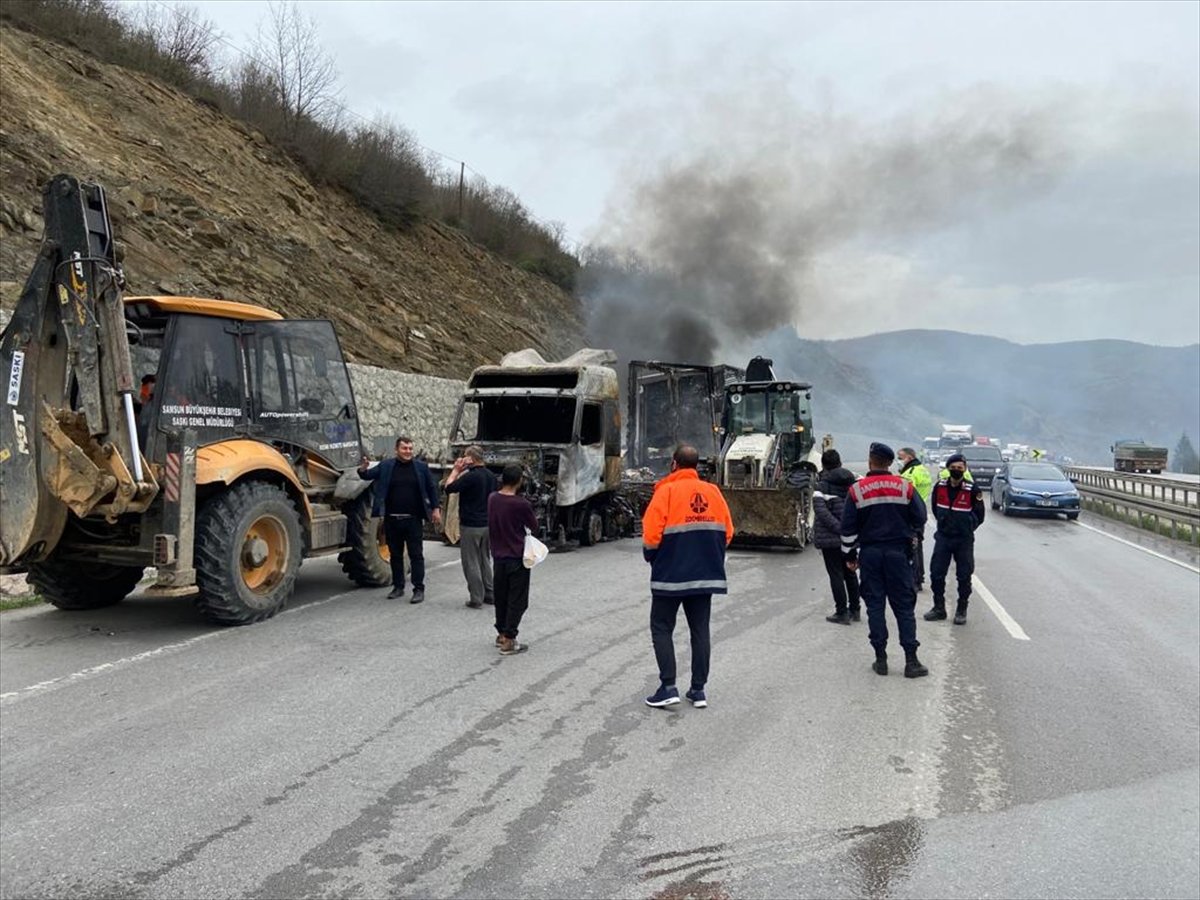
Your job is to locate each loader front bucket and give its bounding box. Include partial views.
[723,485,812,549]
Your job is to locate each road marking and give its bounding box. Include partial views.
[0,586,370,708]
[1073,521,1200,575]
[972,575,1030,641]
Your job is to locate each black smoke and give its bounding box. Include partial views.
[581,91,1073,364]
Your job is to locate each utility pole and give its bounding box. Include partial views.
[457,162,465,224]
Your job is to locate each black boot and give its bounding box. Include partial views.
[826,610,851,625]
[872,649,888,676]
[904,649,929,678]
[923,600,947,621]
[849,606,862,622]
[954,602,968,625]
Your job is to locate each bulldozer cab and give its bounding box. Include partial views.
[722,381,815,468]
[126,298,361,471]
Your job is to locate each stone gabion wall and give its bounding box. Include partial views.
[347,362,465,462]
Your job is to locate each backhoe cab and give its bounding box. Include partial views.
[1,176,389,624]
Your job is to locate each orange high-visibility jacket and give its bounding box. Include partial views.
[642,468,734,598]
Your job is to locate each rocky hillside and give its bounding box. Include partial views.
[0,25,583,376]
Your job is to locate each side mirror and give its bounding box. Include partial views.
[1068,475,1078,484]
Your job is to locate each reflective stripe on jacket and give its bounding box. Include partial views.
[931,479,985,542]
[642,468,734,598]
[840,471,927,554]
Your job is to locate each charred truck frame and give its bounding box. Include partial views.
[448,352,636,546]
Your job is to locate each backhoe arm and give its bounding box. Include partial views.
[0,175,157,568]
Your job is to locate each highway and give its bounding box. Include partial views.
[2,510,1198,899]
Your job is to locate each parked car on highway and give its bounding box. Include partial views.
[958,444,1004,488]
[991,462,1081,520]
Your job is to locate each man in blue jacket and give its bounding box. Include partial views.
[358,436,442,604]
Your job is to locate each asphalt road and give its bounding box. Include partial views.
[2,510,1198,899]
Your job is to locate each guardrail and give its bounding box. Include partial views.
[1063,467,1200,543]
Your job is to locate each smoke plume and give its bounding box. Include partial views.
[581,88,1075,364]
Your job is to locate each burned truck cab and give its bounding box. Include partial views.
[449,350,635,546]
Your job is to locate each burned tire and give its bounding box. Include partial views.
[28,559,144,611]
[338,489,391,587]
[579,508,604,547]
[193,481,302,626]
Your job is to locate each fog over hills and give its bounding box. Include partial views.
[737,329,1200,464]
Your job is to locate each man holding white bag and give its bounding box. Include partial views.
[488,464,540,655]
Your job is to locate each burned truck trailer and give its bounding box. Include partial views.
[448,350,636,546]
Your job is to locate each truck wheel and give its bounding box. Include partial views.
[193,481,302,625]
[28,560,145,611]
[339,490,391,587]
[579,508,604,547]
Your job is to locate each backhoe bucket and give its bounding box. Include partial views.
[723,486,811,549]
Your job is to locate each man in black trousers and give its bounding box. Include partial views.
[358,436,442,604]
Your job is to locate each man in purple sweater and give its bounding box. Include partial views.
[488,465,539,656]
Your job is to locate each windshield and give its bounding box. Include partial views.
[727,389,804,434]
[962,446,1002,462]
[458,396,575,444]
[1011,464,1068,481]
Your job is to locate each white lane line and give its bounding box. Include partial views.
[0,586,368,707]
[972,575,1030,641]
[1073,521,1200,575]
[1,556,466,707]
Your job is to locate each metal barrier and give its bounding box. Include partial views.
[1063,467,1200,542]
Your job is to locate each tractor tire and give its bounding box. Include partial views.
[579,508,604,547]
[28,559,144,611]
[193,481,302,626]
[792,473,814,548]
[338,489,391,587]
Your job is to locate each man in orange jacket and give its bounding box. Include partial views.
[642,444,735,710]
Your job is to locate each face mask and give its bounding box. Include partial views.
[949,469,965,480]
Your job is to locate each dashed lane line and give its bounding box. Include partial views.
[972,575,1031,641]
[0,558,463,707]
[1073,520,1200,575]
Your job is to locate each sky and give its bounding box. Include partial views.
[171,0,1199,347]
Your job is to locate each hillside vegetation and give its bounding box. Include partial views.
[0,21,583,376]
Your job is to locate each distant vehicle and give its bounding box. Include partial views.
[991,462,1081,520]
[941,424,973,449]
[957,444,1004,488]
[1111,439,1167,474]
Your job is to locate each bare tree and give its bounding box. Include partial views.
[253,0,340,139]
[124,2,222,80]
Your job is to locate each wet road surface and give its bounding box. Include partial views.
[2,511,1197,899]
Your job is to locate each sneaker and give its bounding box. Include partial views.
[825,612,851,625]
[953,611,967,625]
[410,589,425,605]
[386,587,405,600]
[644,685,680,708]
[685,689,707,708]
[498,637,527,655]
[466,599,483,609]
[495,634,503,647]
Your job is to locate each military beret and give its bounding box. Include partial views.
[869,442,895,462]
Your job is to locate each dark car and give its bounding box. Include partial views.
[957,444,1004,488]
[991,462,1081,520]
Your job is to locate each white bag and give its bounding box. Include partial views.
[523,528,549,569]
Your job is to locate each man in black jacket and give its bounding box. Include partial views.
[924,453,986,625]
[445,446,498,609]
[358,436,442,604]
[812,449,860,625]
